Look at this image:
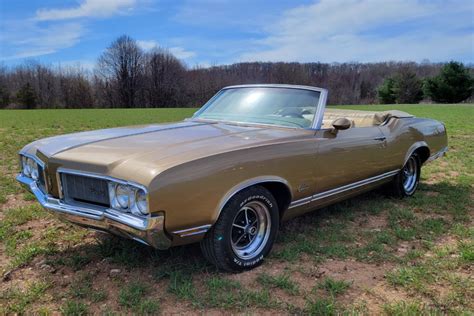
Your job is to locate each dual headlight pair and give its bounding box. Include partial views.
[108,182,149,215]
[21,156,40,180]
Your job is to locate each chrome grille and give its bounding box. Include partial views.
[62,173,110,207]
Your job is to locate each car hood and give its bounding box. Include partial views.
[22,120,309,184]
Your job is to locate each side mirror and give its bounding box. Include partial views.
[331,118,351,133]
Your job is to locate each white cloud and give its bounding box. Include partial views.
[35,0,137,21]
[1,22,84,60]
[2,0,142,61]
[137,40,196,59]
[169,47,196,59]
[241,0,474,63]
[137,40,159,51]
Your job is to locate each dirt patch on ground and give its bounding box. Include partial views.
[0,194,34,212]
[356,213,388,230]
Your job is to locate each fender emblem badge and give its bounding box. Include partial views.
[297,184,309,192]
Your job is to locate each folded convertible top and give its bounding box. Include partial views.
[324,108,414,127]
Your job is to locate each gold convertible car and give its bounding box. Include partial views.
[17,84,447,271]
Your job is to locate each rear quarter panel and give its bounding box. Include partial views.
[379,117,447,170]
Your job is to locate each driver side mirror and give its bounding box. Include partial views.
[331,118,352,133]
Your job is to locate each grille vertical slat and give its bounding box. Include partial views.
[62,174,110,207]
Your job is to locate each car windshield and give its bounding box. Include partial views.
[194,87,321,128]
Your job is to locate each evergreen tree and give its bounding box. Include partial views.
[377,78,396,104]
[378,70,423,104]
[424,61,473,103]
[392,71,424,104]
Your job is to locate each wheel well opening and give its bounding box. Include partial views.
[259,182,292,217]
[414,146,430,164]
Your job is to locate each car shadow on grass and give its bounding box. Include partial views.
[45,180,471,275]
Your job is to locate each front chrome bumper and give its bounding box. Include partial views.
[16,174,171,249]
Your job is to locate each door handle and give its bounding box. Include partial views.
[373,136,386,141]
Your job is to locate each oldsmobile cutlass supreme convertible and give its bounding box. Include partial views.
[17,84,448,271]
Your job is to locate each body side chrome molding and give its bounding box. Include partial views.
[288,169,400,209]
[172,224,212,237]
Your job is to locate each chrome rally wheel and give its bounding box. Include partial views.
[402,156,418,194]
[231,201,271,260]
[200,186,279,272]
[391,152,421,197]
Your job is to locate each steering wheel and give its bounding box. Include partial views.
[278,108,305,119]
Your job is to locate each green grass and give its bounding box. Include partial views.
[257,272,300,295]
[69,273,107,302]
[118,281,160,313]
[0,105,472,313]
[306,298,336,316]
[0,281,51,314]
[60,301,89,316]
[383,300,436,316]
[317,277,351,297]
[386,241,474,313]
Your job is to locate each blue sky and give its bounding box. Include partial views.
[1,0,473,69]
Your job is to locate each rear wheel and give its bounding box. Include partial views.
[200,186,279,272]
[391,153,421,197]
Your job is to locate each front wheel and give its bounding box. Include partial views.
[200,186,279,272]
[390,153,421,197]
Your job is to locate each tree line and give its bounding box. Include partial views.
[1,35,472,109]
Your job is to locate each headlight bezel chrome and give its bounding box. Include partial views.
[108,181,149,216]
[20,154,44,180]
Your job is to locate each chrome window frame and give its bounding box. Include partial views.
[192,84,328,130]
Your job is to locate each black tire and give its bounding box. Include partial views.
[200,186,279,272]
[391,153,421,197]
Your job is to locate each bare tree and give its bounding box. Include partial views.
[97,35,144,107]
[0,35,469,109]
[143,48,186,107]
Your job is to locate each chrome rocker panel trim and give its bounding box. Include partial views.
[289,169,400,209]
[16,174,171,249]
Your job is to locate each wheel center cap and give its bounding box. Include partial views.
[248,226,257,235]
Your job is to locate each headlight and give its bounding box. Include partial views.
[22,157,32,177]
[108,182,148,216]
[29,159,39,180]
[134,189,148,215]
[115,184,130,209]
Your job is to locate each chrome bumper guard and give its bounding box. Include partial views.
[16,174,171,249]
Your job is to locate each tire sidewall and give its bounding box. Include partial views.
[218,188,279,271]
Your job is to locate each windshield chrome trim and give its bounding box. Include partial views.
[192,84,328,131]
[191,118,304,130]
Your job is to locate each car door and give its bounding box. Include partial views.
[310,125,389,201]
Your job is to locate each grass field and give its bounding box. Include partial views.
[0,105,473,315]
